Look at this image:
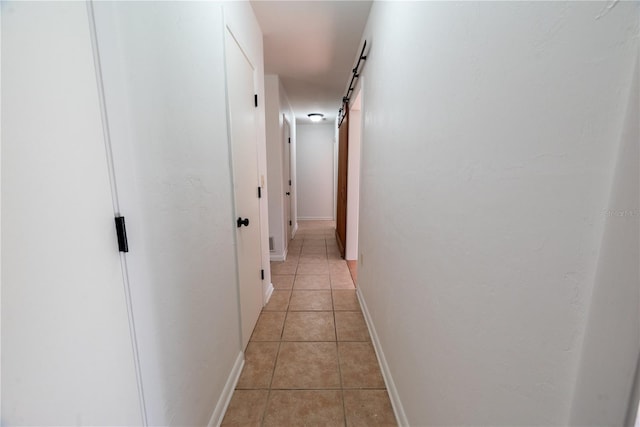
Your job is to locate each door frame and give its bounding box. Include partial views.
[223,24,264,350]
[283,115,294,242]
[345,84,363,261]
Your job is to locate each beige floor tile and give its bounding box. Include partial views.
[287,244,302,254]
[330,272,355,289]
[297,262,330,275]
[328,261,350,275]
[263,390,344,427]
[282,311,336,341]
[338,342,385,389]
[236,342,279,389]
[264,290,291,311]
[302,234,326,240]
[299,258,329,265]
[302,239,327,247]
[344,389,397,426]
[335,311,369,341]
[250,312,286,341]
[294,274,331,290]
[223,221,392,425]
[347,260,357,284]
[271,274,294,290]
[271,260,298,275]
[285,253,300,262]
[289,290,333,311]
[299,253,328,262]
[332,290,361,311]
[331,270,353,281]
[220,389,268,426]
[271,342,340,389]
[301,249,327,258]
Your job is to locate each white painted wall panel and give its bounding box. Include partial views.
[297,124,335,220]
[354,2,639,425]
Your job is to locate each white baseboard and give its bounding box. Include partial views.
[270,247,287,262]
[208,351,244,427]
[356,288,409,427]
[298,216,334,221]
[264,282,274,305]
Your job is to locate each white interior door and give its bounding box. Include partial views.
[1,3,142,425]
[284,119,293,242]
[225,28,264,349]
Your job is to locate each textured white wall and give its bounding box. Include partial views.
[265,75,284,258]
[570,52,639,426]
[265,75,296,260]
[354,2,639,425]
[297,124,335,220]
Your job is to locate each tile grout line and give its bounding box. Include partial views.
[330,264,349,427]
[260,238,299,427]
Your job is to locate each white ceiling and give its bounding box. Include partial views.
[251,1,372,124]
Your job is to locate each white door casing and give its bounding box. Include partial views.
[283,118,293,242]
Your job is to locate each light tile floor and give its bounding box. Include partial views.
[221,220,397,427]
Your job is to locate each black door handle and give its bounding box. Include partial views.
[237,217,250,228]
[286,192,290,195]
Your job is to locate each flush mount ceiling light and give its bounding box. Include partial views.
[307,113,324,123]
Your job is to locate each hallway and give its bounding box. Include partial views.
[221,221,397,426]
[3,1,638,425]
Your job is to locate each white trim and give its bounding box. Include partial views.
[298,216,334,221]
[86,3,148,424]
[356,288,409,427]
[270,246,288,262]
[207,351,244,427]
[292,222,299,239]
[270,254,286,262]
[264,282,274,306]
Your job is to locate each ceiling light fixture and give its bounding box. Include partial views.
[307,113,324,123]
